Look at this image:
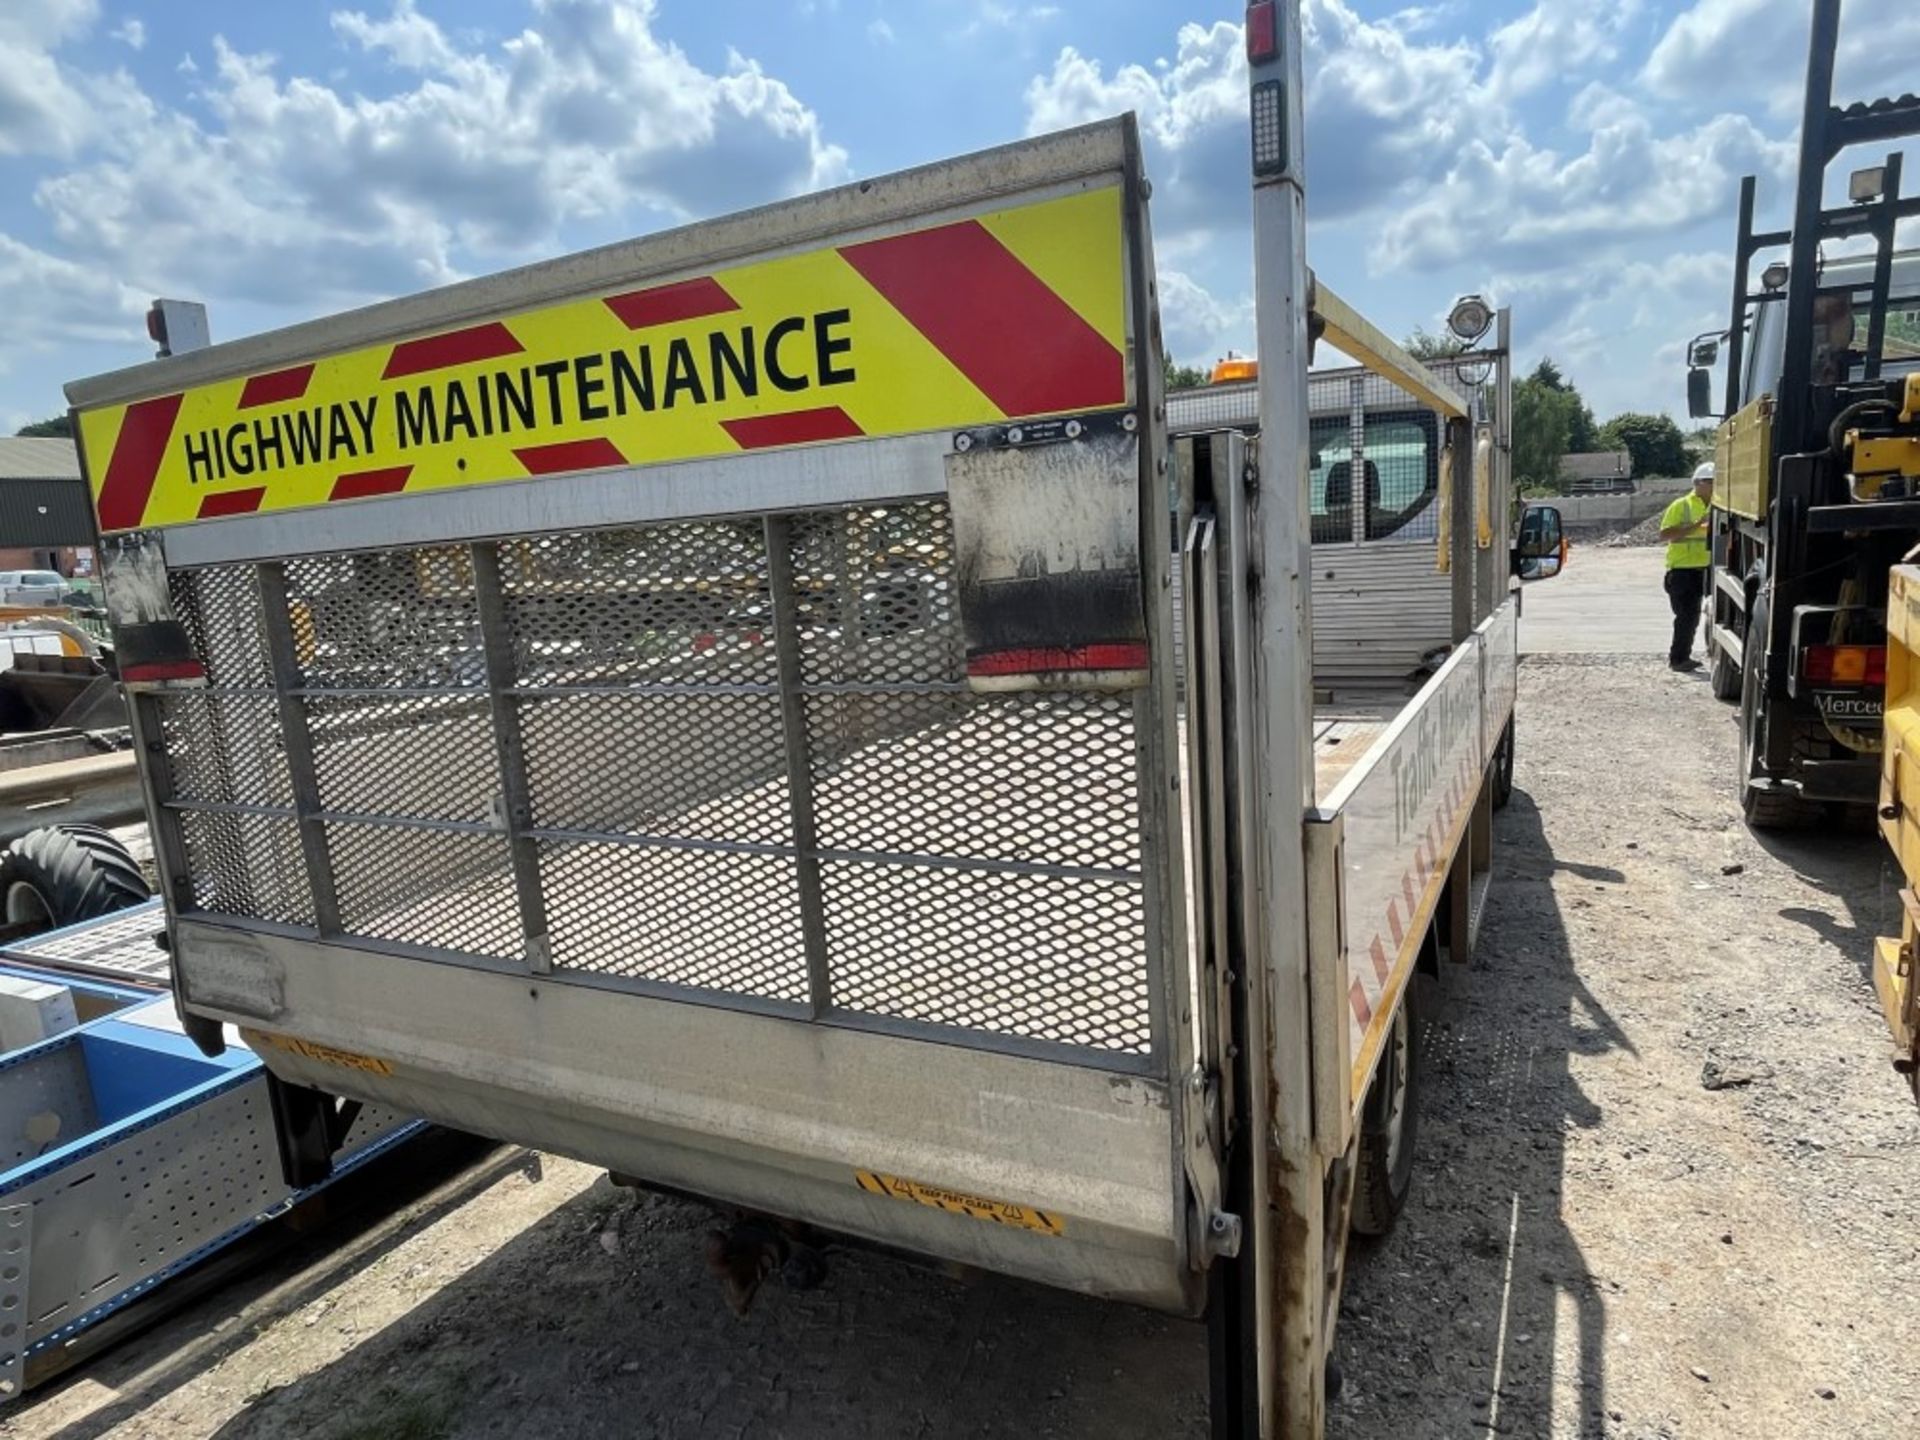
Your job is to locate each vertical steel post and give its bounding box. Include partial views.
[1245,1,1323,1434]
[763,515,834,1018]
[1476,308,1513,624]
[1862,152,1904,382]
[257,561,341,934]
[1449,417,1474,643]
[470,542,553,973]
[1723,176,1757,419]
[1775,0,1841,452]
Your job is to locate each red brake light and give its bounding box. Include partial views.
[1246,1,1278,62]
[1801,644,1885,687]
[146,303,167,346]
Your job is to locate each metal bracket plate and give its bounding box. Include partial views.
[0,1203,30,1401]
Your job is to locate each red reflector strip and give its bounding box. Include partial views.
[721,406,863,449]
[839,221,1125,418]
[96,392,183,532]
[512,437,628,475]
[966,642,1149,678]
[330,465,414,502]
[237,364,316,409]
[383,322,524,380]
[603,277,740,330]
[197,487,267,519]
[122,659,206,683]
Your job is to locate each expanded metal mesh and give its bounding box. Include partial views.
[325,821,520,960]
[286,547,486,690]
[175,808,312,927]
[538,841,809,1002]
[153,497,1157,1062]
[307,693,501,825]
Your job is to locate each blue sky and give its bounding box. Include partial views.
[2,0,1915,433]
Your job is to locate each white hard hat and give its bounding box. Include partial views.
[1692,461,1716,483]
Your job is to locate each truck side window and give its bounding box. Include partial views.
[1363,415,1440,542]
[1308,416,1356,544]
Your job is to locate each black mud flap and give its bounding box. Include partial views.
[265,1072,364,1190]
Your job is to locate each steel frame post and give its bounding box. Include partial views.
[1449,416,1474,643]
[1244,1,1324,1434]
[762,514,834,1019]
[1775,0,1841,454]
[469,542,553,973]
[1724,176,1758,419]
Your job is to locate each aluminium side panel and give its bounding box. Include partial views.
[1315,637,1486,1124]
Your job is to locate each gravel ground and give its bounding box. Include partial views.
[7,658,1917,1440]
[1590,513,1667,547]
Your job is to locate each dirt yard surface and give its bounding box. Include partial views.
[7,650,1918,1439]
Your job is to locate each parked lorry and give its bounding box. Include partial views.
[1684,0,1920,828]
[65,6,1561,1433]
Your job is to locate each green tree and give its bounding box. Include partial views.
[1161,352,1208,391]
[1512,373,1578,491]
[1402,326,1467,361]
[14,414,71,438]
[1598,411,1690,479]
[1526,358,1597,452]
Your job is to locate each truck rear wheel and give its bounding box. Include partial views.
[0,824,150,936]
[1737,600,1814,830]
[1708,633,1741,701]
[1491,719,1515,810]
[1352,976,1425,1236]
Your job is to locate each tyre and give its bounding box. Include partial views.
[0,824,150,935]
[1491,719,1515,810]
[1352,975,1426,1237]
[1708,634,1741,702]
[1737,600,1813,830]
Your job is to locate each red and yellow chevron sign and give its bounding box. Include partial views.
[79,186,1131,533]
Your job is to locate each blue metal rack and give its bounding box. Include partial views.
[0,901,421,1401]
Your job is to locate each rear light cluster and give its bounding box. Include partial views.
[1801,643,1885,687]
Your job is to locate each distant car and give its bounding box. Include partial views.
[0,570,70,606]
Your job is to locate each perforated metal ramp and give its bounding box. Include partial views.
[1,901,169,989]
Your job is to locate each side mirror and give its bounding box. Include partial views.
[1688,338,1720,368]
[1687,367,1717,420]
[1514,504,1565,581]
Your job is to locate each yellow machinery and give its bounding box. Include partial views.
[1881,559,1920,1088]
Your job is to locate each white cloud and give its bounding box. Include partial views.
[1374,105,1794,272]
[1487,0,1637,100]
[19,0,849,317]
[109,17,146,50]
[1644,0,1920,117]
[0,233,147,373]
[1157,268,1248,369]
[1026,4,1506,234]
[868,17,894,45]
[964,2,1059,38]
[1023,2,1814,420]
[0,0,112,157]
[1495,252,1733,415]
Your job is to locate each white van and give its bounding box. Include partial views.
[0,571,69,606]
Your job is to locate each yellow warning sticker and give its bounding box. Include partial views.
[80,186,1130,534]
[855,1170,1063,1236]
[247,1030,395,1076]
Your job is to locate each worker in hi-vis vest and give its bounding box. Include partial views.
[1657,461,1715,671]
